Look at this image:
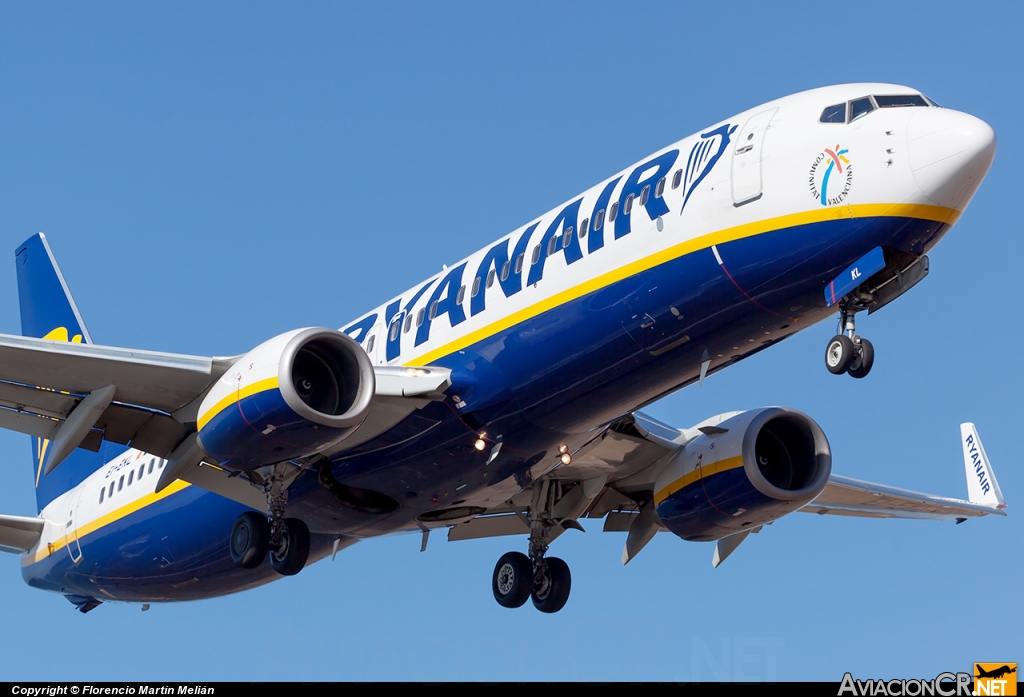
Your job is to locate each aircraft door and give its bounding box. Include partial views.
[64,488,83,566]
[731,108,778,207]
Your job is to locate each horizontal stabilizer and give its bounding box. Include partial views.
[0,513,44,554]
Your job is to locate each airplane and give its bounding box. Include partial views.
[0,83,1007,615]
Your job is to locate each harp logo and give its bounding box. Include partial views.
[42,326,83,343]
[679,123,737,214]
[974,664,1017,696]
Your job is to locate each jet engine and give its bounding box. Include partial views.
[653,408,831,541]
[196,327,375,470]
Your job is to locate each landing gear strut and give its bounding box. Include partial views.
[491,480,573,613]
[825,303,874,379]
[229,464,310,576]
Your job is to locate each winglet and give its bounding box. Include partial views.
[960,423,1006,508]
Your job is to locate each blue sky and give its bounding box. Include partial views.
[0,1,1019,681]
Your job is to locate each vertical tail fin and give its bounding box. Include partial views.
[960,423,1006,508]
[15,233,104,513]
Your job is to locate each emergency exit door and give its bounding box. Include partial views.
[731,108,778,207]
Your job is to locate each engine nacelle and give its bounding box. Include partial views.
[196,327,375,470]
[653,408,831,541]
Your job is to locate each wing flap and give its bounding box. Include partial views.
[0,381,78,419]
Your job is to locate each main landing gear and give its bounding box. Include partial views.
[491,480,574,613]
[824,304,874,379]
[229,464,310,576]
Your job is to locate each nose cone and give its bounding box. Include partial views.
[907,109,996,210]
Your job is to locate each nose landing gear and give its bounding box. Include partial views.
[825,304,874,379]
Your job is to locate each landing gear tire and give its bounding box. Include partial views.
[492,551,532,608]
[531,556,571,614]
[269,518,311,576]
[825,335,856,374]
[848,338,875,379]
[230,511,270,569]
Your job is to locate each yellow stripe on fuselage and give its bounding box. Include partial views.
[653,455,746,506]
[405,203,958,367]
[196,376,280,431]
[22,479,192,567]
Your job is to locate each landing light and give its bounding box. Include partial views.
[560,453,572,465]
[474,438,486,451]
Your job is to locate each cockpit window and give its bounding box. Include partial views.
[850,96,875,122]
[820,103,847,123]
[874,94,929,108]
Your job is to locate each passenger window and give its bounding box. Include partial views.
[579,218,589,239]
[138,464,144,480]
[639,185,650,207]
[109,482,114,497]
[456,285,466,305]
[500,261,510,281]
[428,301,438,320]
[850,97,875,121]
[514,253,524,274]
[608,202,618,222]
[472,276,481,297]
[563,227,573,248]
[486,269,496,288]
[390,320,400,341]
[547,236,557,256]
[118,475,124,492]
[819,103,846,123]
[404,312,413,333]
[874,94,929,108]
[366,335,375,354]
[623,194,634,216]
[655,177,666,198]
[149,458,155,475]
[159,459,164,469]
[671,169,682,189]
[128,471,134,486]
[531,245,541,264]
[416,308,425,327]
[594,209,605,230]
[99,488,104,504]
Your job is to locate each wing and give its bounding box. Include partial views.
[803,423,1006,520]
[800,475,1005,520]
[0,513,45,554]
[0,332,451,468]
[0,332,238,458]
[443,414,1007,567]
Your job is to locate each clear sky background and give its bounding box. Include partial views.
[0,1,1019,682]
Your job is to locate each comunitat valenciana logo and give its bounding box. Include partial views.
[809,144,852,206]
[837,664,1017,697]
